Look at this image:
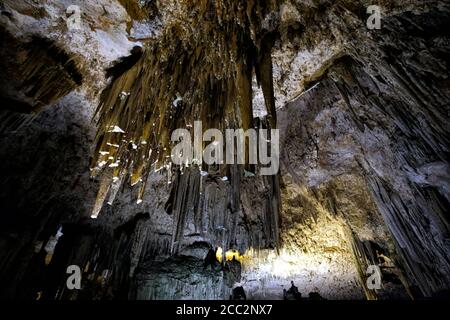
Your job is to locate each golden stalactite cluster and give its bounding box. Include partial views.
[21,36,83,112]
[90,0,281,217]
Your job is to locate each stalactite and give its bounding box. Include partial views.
[2,0,449,301]
[350,232,380,300]
[0,27,83,132]
[168,168,202,254]
[90,0,281,217]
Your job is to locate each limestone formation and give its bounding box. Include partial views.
[0,0,448,300]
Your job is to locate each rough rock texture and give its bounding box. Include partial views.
[0,92,97,299]
[0,0,448,300]
[278,6,450,294]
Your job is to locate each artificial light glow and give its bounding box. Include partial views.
[226,249,244,263]
[215,247,245,264]
[216,247,223,263]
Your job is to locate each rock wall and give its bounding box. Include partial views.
[0,0,448,300]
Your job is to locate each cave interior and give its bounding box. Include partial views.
[0,0,449,300]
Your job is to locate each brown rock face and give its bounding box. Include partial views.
[0,0,448,300]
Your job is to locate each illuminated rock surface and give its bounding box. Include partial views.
[0,0,448,300]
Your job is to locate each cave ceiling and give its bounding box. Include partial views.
[0,0,448,301]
